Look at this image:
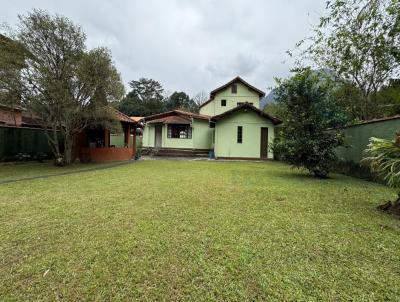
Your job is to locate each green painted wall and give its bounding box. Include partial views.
[110,133,135,148]
[0,126,54,160]
[142,119,213,150]
[110,133,124,147]
[200,82,261,116]
[143,124,155,148]
[214,110,275,159]
[336,118,400,163]
[192,119,213,149]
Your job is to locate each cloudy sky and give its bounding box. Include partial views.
[2,0,326,96]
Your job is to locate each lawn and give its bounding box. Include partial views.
[0,160,399,301]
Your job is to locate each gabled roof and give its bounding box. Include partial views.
[211,102,282,125]
[112,108,137,124]
[200,76,266,109]
[143,109,210,123]
[130,116,144,123]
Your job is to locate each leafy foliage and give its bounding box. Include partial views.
[118,78,199,116]
[363,135,400,193]
[0,34,26,113]
[273,69,347,178]
[165,91,198,112]
[118,78,165,116]
[297,0,400,120]
[3,9,125,164]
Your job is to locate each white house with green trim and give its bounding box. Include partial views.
[142,77,281,159]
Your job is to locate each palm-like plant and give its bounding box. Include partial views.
[363,134,400,212]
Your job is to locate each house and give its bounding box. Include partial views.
[73,109,139,163]
[142,77,282,159]
[0,103,139,162]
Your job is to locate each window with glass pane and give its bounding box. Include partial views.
[167,125,192,139]
[237,126,243,143]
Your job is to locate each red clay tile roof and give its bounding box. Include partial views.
[147,115,191,124]
[200,76,266,109]
[211,102,282,125]
[112,108,137,124]
[144,110,210,123]
[130,116,144,122]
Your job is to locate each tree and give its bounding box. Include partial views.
[0,34,26,125]
[273,69,347,178]
[297,0,400,120]
[192,91,208,108]
[264,102,286,120]
[165,91,198,112]
[118,78,166,116]
[363,134,400,215]
[375,79,400,116]
[5,10,124,165]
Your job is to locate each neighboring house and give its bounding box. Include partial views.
[142,77,281,159]
[0,104,139,162]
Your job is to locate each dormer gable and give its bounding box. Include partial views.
[199,77,265,116]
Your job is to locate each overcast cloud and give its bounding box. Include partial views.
[2,0,325,96]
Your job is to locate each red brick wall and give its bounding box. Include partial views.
[0,109,22,126]
[79,147,135,163]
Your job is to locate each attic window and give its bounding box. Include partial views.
[221,99,226,106]
[231,84,237,94]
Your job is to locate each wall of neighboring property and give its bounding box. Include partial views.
[0,125,55,161]
[214,110,275,159]
[0,108,22,126]
[142,119,213,150]
[200,82,261,116]
[336,118,400,163]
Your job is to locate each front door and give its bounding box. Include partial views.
[260,127,268,159]
[155,125,162,148]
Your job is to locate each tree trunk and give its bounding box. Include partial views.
[63,134,74,165]
[44,126,63,164]
[377,195,400,217]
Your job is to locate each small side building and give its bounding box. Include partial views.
[73,109,139,163]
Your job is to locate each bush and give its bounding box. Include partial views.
[273,69,347,178]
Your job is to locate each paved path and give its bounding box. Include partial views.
[0,160,137,185]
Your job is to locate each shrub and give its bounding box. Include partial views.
[273,69,347,178]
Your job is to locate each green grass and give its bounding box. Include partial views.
[0,161,125,182]
[0,160,399,301]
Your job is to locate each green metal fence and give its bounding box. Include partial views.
[0,126,55,161]
[336,117,400,163]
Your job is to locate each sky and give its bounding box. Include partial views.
[1,0,326,97]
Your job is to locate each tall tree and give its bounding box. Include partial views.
[0,34,26,125]
[5,9,124,165]
[297,0,400,120]
[118,78,166,116]
[273,69,348,178]
[165,91,198,112]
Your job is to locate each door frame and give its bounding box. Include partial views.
[154,124,162,148]
[260,127,269,159]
